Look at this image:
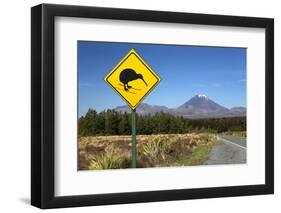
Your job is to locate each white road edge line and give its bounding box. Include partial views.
[217,136,247,150]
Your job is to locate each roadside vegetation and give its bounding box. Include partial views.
[79,133,220,170]
[78,108,246,170]
[222,131,246,138]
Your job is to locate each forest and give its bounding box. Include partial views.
[78,108,246,137]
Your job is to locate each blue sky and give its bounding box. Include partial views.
[78,41,246,116]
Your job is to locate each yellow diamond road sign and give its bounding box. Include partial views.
[104,49,161,110]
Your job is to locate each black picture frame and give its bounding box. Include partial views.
[31,3,274,209]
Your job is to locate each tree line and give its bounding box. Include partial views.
[78,108,246,137]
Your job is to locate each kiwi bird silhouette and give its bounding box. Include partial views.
[119,68,147,91]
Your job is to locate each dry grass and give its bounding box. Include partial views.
[78,133,218,170]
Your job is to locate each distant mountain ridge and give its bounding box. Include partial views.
[115,103,170,115]
[114,94,246,119]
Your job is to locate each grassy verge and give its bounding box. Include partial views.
[174,139,222,166]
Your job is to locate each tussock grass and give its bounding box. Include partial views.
[79,133,219,170]
[88,144,130,170]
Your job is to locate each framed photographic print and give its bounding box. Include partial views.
[31,4,274,209]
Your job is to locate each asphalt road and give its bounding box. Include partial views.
[205,134,247,165]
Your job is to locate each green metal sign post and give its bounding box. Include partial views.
[131,109,137,168]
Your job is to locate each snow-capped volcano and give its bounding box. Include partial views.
[114,94,246,119]
[175,94,229,117]
[196,94,208,99]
